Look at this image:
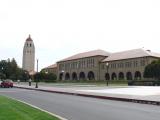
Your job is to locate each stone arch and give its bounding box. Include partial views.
[59,73,63,80]
[119,72,124,80]
[65,73,70,80]
[134,71,141,80]
[88,71,95,80]
[79,72,86,80]
[72,72,78,80]
[126,72,132,80]
[105,73,110,80]
[111,73,117,80]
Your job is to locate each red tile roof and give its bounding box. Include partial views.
[102,48,160,62]
[44,64,57,69]
[58,49,111,62]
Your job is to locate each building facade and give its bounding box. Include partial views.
[43,48,160,81]
[42,64,57,75]
[100,49,160,81]
[57,49,110,81]
[22,35,35,72]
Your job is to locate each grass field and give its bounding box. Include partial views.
[0,95,59,120]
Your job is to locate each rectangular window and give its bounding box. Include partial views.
[128,62,132,68]
[118,63,120,68]
[84,60,86,68]
[133,61,138,67]
[111,64,113,69]
[87,59,89,68]
[65,63,67,70]
[121,63,124,68]
[125,62,129,68]
[101,64,105,69]
[140,60,145,66]
[114,63,116,68]
[79,61,81,68]
[93,59,95,67]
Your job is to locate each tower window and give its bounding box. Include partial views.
[27,43,28,47]
[30,44,32,47]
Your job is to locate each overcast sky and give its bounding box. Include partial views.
[0,0,160,70]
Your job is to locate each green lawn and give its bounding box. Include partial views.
[0,96,59,120]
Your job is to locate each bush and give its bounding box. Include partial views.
[127,80,160,86]
[144,60,160,80]
[34,72,57,83]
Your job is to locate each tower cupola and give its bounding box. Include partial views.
[26,34,33,41]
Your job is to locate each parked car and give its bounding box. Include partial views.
[0,80,13,88]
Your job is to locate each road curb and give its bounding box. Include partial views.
[14,86,160,106]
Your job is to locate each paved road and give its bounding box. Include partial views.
[1,88,160,120]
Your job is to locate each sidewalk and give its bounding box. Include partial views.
[14,82,160,106]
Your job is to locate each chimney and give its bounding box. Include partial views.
[146,50,151,52]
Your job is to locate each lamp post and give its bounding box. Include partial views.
[61,70,64,80]
[35,59,39,88]
[24,71,27,82]
[106,62,109,86]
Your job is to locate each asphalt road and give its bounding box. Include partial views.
[1,88,160,120]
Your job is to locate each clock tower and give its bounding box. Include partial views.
[22,35,35,72]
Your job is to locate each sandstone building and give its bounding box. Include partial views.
[100,49,160,81]
[42,64,57,75]
[43,48,160,81]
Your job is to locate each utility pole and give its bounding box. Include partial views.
[35,59,39,88]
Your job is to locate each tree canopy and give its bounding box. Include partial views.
[0,58,29,81]
[144,59,160,80]
[0,58,57,82]
[34,71,57,82]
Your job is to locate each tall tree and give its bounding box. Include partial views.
[0,58,29,81]
[144,60,160,80]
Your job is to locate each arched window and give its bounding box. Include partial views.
[111,73,117,80]
[79,72,86,80]
[119,72,124,80]
[126,72,132,80]
[134,71,141,80]
[88,71,95,80]
[65,73,70,80]
[59,73,63,80]
[72,72,78,80]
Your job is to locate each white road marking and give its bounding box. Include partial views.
[0,89,32,93]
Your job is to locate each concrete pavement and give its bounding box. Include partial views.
[14,82,160,106]
[2,88,160,120]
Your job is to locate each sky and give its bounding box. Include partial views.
[1,0,160,71]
